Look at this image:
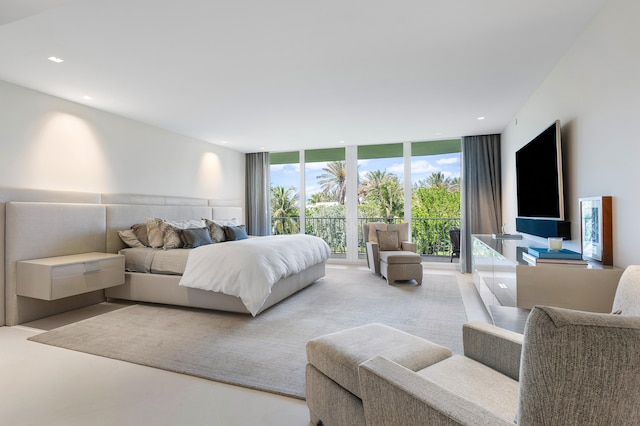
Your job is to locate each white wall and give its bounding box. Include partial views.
[501,0,640,268]
[0,80,245,205]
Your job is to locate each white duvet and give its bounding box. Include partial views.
[179,234,330,315]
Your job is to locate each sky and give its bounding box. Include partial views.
[270,152,461,201]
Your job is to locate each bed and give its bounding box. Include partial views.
[108,233,330,316]
[104,207,330,316]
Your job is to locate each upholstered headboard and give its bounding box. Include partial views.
[0,188,102,327]
[1,187,243,326]
[5,202,107,325]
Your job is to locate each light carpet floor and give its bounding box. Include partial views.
[28,268,467,399]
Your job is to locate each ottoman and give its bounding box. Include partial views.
[305,323,452,426]
[379,250,423,285]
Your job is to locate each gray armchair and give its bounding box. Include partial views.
[363,222,422,285]
[306,265,640,426]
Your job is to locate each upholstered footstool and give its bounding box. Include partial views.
[379,251,423,285]
[305,323,452,426]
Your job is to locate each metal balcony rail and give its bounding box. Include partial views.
[271,216,461,257]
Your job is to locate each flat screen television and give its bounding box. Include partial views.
[516,120,565,220]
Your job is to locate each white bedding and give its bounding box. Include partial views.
[179,234,330,315]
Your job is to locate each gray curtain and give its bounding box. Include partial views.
[460,134,502,273]
[245,152,271,236]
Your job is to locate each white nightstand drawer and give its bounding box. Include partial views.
[51,257,123,279]
[17,252,125,301]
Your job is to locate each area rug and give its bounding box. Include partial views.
[28,267,467,399]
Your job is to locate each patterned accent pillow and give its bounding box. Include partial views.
[158,221,183,249]
[181,227,213,248]
[224,224,248,241]
[130,223,150,247]
[145,217,164,248]
[377,230,401,251]
[204,218,227,243]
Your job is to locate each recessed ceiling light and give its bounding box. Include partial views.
[339,141,345,144]
[48,56,64,63]
[221,141,228,144]
[260,147,266,150]
[478,116,486,120]
[83,95,92,100]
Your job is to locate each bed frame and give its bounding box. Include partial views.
[1,189,325,325]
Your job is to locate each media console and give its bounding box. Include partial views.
[471,235,623,318]
[515,217,571,239]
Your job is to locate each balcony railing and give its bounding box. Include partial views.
[272,216,461,258]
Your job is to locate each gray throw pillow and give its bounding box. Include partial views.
[158,221,183,249]
[377,230,401,251]
[131,223,150,247]
[181,227,213,248]
[118,229,145,248]
[224,225,248,241]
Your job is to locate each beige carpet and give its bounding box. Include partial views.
[28,267,467,399]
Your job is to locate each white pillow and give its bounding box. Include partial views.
[163,219,206,229]
[212,218,239,227]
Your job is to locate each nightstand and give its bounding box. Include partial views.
[17,252,125,300]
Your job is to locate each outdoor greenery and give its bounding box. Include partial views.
[270,160,461,257]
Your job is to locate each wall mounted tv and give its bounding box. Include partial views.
[516,120,564,220]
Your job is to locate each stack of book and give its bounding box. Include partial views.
[522,247,589,267]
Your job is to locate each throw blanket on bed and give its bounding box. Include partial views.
[179,234,330,315]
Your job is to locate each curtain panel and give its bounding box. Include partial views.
[245,152,271,236]
[460,134,502,273]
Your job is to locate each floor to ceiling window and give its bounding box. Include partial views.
[269,151,300,235]
[357,143,404,255]
[269,140,460,262]
[411,140,461,260]
[305,148,346,257]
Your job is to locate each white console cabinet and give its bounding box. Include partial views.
[17,252,124,301]
[472,235,623,314]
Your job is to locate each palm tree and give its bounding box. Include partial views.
[308,191,334,205]
[317,161,347,205]
[360,169,404,219]
[415,172,459,193]
[359,169,391,201]
[270,186,299,234]
[448,176,461,192]
[372,175,404,219]
[426,172,449,189]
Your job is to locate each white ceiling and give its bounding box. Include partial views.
[0,0,607,153]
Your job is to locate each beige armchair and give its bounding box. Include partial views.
[306,265,640,425]
[363,222,422,285]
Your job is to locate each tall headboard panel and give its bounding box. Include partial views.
[0,187,101,327]
[102,193,210,206]
[105,204,215,254]
[5,202,107,325]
